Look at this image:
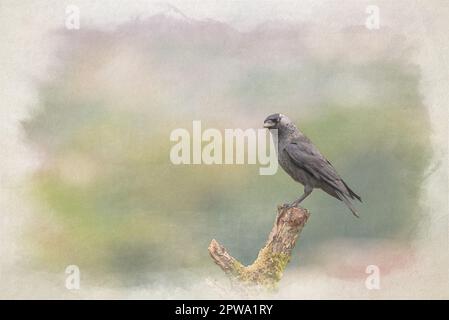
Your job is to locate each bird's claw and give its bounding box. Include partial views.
[290,202,299,208]
[282,202,299,209]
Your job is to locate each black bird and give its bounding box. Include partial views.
[264,113,361,217]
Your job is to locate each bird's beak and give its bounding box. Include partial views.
[264,120,275,128]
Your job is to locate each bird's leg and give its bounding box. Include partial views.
[290,186,313,207]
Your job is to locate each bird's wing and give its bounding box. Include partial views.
[285,140,361,217]
[284,142,343,191]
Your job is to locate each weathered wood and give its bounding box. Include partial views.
[208,205,310,289]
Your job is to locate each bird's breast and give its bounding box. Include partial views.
[278,148,310,186]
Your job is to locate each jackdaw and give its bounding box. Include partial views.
[264,113,361,217]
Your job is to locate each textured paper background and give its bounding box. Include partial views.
[0,0,448,298]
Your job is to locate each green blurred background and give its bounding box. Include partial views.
[23,15,430,285]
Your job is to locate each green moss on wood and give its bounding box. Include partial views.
[228,245,292,289]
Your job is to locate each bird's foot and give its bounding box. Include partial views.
[282,201,299,209]
[290,201,300,208]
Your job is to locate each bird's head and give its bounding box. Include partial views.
[264,113,290,130]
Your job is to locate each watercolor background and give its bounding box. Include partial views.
[0,0,448,298]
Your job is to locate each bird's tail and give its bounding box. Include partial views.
[337,191,360,218]
[342,180,362,202]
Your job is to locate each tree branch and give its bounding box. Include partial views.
[208,205,310,289]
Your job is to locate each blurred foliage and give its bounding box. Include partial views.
[23,16,430,284]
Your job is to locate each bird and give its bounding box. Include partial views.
[263,113,361,217]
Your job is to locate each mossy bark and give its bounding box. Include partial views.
[208,205,310,290]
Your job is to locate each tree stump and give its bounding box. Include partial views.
[208,204,310,290]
